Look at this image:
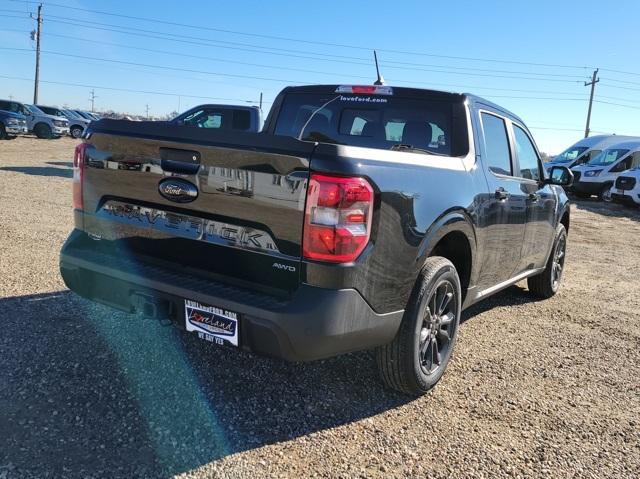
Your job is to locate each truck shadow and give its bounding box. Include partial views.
[0,165,72,179]
[0,291,409,478]
[1,287,537,477]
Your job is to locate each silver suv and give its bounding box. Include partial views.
[0,99,69,139]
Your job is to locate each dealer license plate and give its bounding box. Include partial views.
[184,300,239,347]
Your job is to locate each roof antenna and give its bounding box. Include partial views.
[373,50,385,85]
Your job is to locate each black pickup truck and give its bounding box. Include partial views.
[60,84,573,395]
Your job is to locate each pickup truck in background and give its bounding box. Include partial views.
[0,109,28,139]
[60,84,573,395]
[0,99,69,139]
[171,104,262,132]
[36,105,90,139]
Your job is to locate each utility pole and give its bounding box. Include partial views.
[584,68,599,138]
[32,3,43,104]
[145,104,150,119]
[259,92,263,110]
[89,89,97,112]
[9,94,13,101]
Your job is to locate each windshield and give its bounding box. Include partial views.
[587,148,630,166]
[39,106,65,117]
[553,146,588,163]
[274,91,468,157]
[27,105,45,115]
[64,109,82,119]
[75,110,94,120]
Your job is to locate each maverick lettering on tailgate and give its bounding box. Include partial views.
[100,201,279,253]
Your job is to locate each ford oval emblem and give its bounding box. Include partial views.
[158,178,198,203]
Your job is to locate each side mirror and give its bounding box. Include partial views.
[546,165,573,187]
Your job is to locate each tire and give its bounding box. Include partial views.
[34,123,52,139]
[0,124,6,140]
[70,126,83,139]
[376,257,462,396]
[600,184,613,202]
[527,224,567,299]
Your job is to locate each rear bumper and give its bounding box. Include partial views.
[59,230,403,361]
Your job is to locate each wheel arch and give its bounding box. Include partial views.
[417,209,477,303]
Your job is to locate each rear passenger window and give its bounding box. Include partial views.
[481,113,512,176]
[513,125,540,181]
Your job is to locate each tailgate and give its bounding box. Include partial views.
[81,120,315,294]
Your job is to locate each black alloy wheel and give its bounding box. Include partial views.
[419,280,458,376]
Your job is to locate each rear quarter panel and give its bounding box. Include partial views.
[305,144,485,313]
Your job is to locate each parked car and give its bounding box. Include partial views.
[36,105,89,139]
[60,84,572,396]
[611,167,640,207]
[0,109,28,139]
[571,140,640,200]
[546,134,640,172]
[171,104,262,132]
[0,99,69,138]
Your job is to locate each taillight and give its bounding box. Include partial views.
[303,173,374,263]
[73,143,90,210]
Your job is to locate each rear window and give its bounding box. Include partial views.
[274,92,468,157]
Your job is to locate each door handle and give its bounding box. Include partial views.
[494,188,509,200]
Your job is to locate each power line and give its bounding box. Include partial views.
[0,74,269,104]
[8,0,594,71]
[600,77,640,87]
[0,39,596,98]
[0,47,588,88]
[30,32,373,80]
[35,14,588,83]
[35,30,587,81]
[599,83,640,93]
[600,68,640,78]
[593,99,640,111]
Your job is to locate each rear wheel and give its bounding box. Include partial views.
[527,224,567,299]
[70,126,83,138]
[34,123,52,139]
[376,257,461,396]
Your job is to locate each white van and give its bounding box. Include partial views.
[571,140,640,200]
[547,135,640,172]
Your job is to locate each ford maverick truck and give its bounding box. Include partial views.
[60,85,572,395]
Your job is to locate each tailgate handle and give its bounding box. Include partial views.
[160,147,201,174]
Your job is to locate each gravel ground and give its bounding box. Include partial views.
[1,136,639,479]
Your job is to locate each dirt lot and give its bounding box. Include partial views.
[1,136,639,479]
